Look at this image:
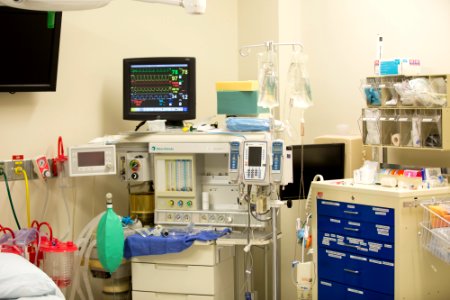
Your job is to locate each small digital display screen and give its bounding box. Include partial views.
[78,152,105,167]
[248,147,262,166]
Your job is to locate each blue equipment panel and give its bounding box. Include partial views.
[317,199,395,299]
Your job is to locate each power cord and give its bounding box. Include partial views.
[14,163,31,227]
[135,120,146,132]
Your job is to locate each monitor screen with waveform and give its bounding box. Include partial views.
[123,57,196,126]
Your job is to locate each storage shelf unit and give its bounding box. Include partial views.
[311,180,450,300]
[364,74,449,108]
[362,74,450,150]
[362,107,450,149]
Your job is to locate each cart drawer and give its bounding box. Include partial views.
[318,199,394,226]
[319,279,393,300]
[132,263,215,294]
[318,215,394,243]
[319,231,394,260]
[318,248,394,295]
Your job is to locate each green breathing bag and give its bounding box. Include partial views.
[96,193,124,273]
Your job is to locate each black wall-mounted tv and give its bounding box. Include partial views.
[0,7,62,93]
[123,57,196,126]
[280,143,345,201]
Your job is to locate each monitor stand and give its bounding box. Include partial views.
[165,120,184,128]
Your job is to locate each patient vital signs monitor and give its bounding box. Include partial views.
[123,57,196,125]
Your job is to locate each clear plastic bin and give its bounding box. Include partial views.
[397,110,414,147]
[41,240,77,294]
[379,109,399,146]
[421,109,442,148]
[362,108,381,145]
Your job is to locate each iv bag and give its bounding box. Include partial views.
[285,51,312,109]
[257,50,279,109]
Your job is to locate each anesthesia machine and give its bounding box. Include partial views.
[67,131,292,300]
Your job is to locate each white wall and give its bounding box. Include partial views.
[0,0,238,238]
[301,0,450,143]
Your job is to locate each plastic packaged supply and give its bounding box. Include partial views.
[226,117,271,132]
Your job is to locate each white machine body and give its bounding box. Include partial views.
[68,144,116,177]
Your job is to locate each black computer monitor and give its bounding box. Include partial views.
[0,8,62,92]
[123,57,196,127]
[280,143,345,201]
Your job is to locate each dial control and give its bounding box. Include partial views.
[129,159,140,171]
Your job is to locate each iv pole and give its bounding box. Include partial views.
[239,40,304,300]
[239,40,303,57]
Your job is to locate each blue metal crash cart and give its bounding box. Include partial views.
[311,179,450,300]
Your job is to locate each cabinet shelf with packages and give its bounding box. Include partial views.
[311,180,450,300]
[362,74,450,150]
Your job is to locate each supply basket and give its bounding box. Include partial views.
[419,199,450,263]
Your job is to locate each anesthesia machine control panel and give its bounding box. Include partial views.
[69,133,292,230]
[112,132,291,229]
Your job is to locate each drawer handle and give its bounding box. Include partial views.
[154,264,189,271]
[344,210,359,215]
[344,268,360,274]
[154,293,188,299]
[341,243,359,249]
[347,288,364,295]
[344,227,360,232]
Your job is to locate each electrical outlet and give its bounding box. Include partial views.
[0,159,39,181]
